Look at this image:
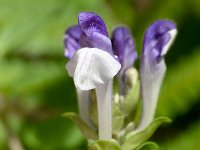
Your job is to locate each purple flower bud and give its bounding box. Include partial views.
[142,20,176,63]
[138,20,177,130]
[111,27,137,95]
[64,25,83,59]
[78,12,113,54]
[112,27,137,69]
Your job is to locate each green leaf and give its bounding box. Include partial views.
[112,104,125,135]
[120,80,140,117]
[121,117,171,150]
[136,142,159,150]
[63,112,97,140]
[88,139,121,150]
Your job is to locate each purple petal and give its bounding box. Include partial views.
[142,20,176,63]
[112,26,137,72]
[78,12,112,54]
[111,27,137,95]
[64,25,83,58]
[80,32,112,54]
[138,20,177,130]
[78,12,108,37]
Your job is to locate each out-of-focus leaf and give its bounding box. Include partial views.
[157,48,200,118]
[0,120,7,150]
[153,0,189,21]
[160,121,200,150]
[0,59,65,99]
[192,0,200,18]
[105,0,136,26]
[63,112,98,140]
[0,0,117,58]
[22,116,84,150]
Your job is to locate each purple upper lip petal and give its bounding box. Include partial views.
[78,12,108,37]
[142,20,176,63]
[78,12,113,54]
[111,26,138,95]
[64,25,83,59]
[79,31,113,54]
[112,26,137,71]
[64,12,113,58]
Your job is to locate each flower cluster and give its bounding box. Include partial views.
[64,12,177,149]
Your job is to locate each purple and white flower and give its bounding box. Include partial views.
[138,20,177,131]
[65,12,121,140]
[64,12,177,139]
[111,27,138,95]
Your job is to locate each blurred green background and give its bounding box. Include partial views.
[0,0,200,149]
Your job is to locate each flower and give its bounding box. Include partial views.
[138,20,177,131]
[111,27,138,95]
[65,12,121,140]
[64,12,177,142]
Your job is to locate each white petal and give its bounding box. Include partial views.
[76,89,95,129]
[161,29,177,56]
[66,47,121,90]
